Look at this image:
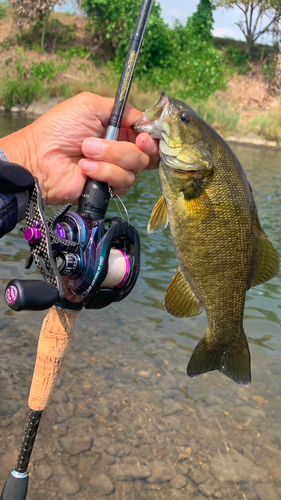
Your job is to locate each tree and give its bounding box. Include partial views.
[187,0,215,41]
[9,0,63,49]
[213,0,281,55]
[81,0,226,101]
[165,0,226,101]
[80,0,170,71]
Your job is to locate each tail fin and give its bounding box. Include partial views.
[187,333,251,385]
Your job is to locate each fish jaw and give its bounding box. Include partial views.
[132,91,170,139]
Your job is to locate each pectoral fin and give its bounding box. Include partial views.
[148,195,169,233]
[165,268,202,318]
[251,232,280,288]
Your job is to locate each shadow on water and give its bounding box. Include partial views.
[1,113,281,498]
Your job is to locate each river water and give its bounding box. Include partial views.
[0,111,281,500]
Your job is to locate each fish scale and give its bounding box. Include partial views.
[133,91,280,385]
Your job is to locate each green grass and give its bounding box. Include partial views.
[194,99,240,136]
[0,78,42,109]
[245,109,281,142]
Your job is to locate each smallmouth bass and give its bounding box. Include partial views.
[133,91,279,385]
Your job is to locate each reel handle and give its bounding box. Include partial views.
[5,279,59,311]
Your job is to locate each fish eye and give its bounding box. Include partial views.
[179,112,191,123]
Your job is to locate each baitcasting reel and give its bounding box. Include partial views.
[5,178,140,312]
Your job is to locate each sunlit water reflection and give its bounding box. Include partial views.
[1,113,281,499]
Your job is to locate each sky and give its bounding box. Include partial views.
[56,0,274,45]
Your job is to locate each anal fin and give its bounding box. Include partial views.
[165,268,202,318]
[252,232,280,287]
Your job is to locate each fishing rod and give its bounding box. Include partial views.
[1,1,153,498]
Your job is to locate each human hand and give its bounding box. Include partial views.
[0,92,159,205]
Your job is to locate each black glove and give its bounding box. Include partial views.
[0,159,35,238]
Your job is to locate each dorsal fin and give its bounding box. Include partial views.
[164,268,202,318]
[251,232,280,288]
[147,195,169,233]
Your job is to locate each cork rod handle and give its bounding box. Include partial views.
[28,306,80,412]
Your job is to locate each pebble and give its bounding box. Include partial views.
[60,436,92,455]
[36,464,53,480]
[0,399,19,417]
[198,480,215,496]
[170,474,187,489]
[1,418,13,428]
[188,466,208,485]
[11,106,22,113]
[146,461,176,484]
[211,449,268,482]
[110,463,151,480]
[254,483,280,500]
[59,476,80,495]
[138,370,151,378]
[0,451,18,471]
[52,389,69,404]
[90,473,115,495]
[47,401,75,423]
[106,443,128,457]
[162,400,181,416]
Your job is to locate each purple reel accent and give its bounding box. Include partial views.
[55,223,67,240]
[116,249,130,288]
[24,221,42,244]
[5,285,18,305]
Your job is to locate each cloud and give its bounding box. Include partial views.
[212,26,243,40]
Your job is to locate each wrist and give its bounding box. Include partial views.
[0,123,37,176]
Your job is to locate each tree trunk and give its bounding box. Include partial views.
[41,10,50,50]
[245,34,254,57]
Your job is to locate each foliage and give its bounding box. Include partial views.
[30,61,60,81]
[0,59,60,109]
[16,17,75,52]
[212,0,281,56]
[0,76,41,109]
[81,0,227,101]
[56,45,90,60]
[245,108,281,141]
[0,1,8,18]
[164,0,227,101]
[224,45,249,66]
[9,0,62,28]
[9,0,63,49]
[194,98,240,134]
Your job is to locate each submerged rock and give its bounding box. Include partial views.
[60,436,92,455]
[90,473,114,495]
[211,449,267,482]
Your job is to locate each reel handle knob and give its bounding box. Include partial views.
[5,279,59,311]
[78,179,110,220]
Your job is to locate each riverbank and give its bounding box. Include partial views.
[0,8,280,147]
[2,95,279,149]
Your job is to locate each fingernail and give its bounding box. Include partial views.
[83,138,105,155]
[79,159,98,172]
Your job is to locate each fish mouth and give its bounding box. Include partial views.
[132,91,168,137]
